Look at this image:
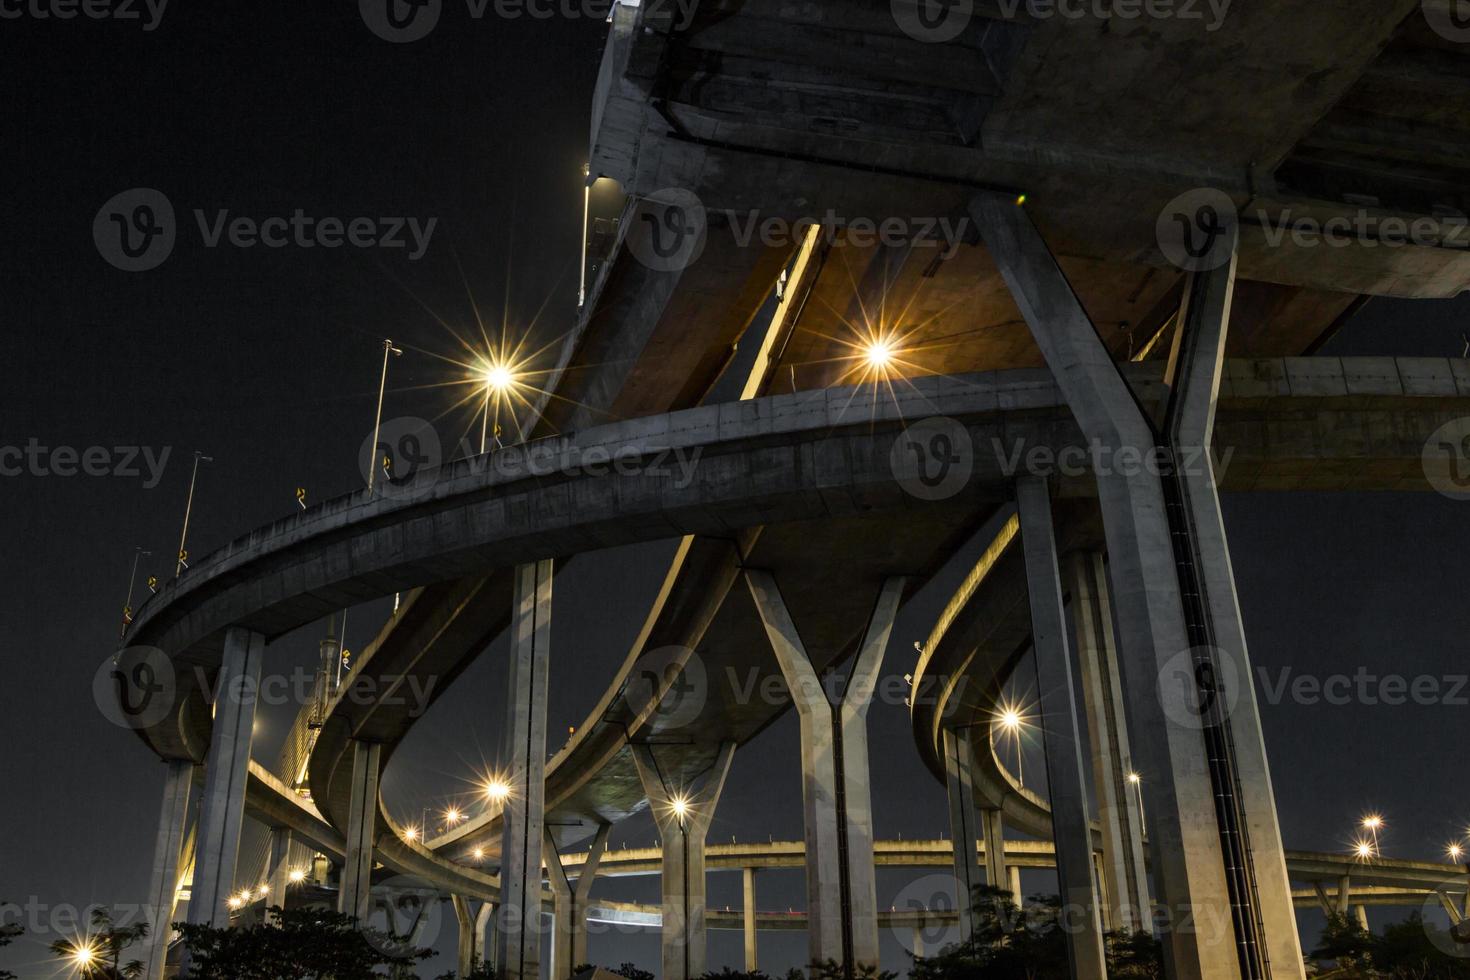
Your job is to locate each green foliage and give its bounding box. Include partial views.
[48,907,147,980]
[615,963,656,980]
[908,886,1161,980]
[696,969,776,980]
[174,906,433,980]
[0,910,21,980]
[433,957,501,980]
[804,961,897,980]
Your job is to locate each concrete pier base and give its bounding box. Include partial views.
[746,571,904,971]
[1068,551,1151,934]
[499,559,554,980]
[943,727,983,942]
[141,759,195,980]
[265,827,294,913]
[545,823,610,979]
[980,807,1008,897]
[1017,476,1107,980]
[339,740,382,923]
[633,742,736,980]
[743,867,758,971]
[187,626,264,928]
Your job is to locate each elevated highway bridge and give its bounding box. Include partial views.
[113,3,1470,979]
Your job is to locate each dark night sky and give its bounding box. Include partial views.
[4,4,1470,978]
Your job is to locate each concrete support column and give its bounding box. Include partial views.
[1352,906,1369,931]
[980,807,1008,896]
[971,191,1260,980]
[1008,867,1023,906]
[942,728,982,943]
[1166,217,1308,975]
[266,827,294,915]
[499,559,554,980]
[1016,476,1107,980]
[187,626,264,928]
[1068,551,1151,933]
[479,902,498,971]
[633,742,736,980]
[454,896,494,976]
[339,740,382,923]
[545,824,611,979]
[743,868,758,971]
[745,571,905,971]
[141,760,195,980]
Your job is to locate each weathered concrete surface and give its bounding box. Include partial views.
[591,0,1469,299]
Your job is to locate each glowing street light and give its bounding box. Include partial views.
[1127,772,1146,837]
[478,361,518,454]
[473,848,485,861]
[71,943,97,968]
[1448,843,1464,863]
[485,779,511,803]
[444,806,463,825]
[994,702,1028,788]
[1354,840,1376,860]
[671,795,690,828]
[403,826,420,842]
[1361,814,1384,853]
[288,868,307,884]
[863,339,895,371]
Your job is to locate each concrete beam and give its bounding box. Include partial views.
[632,742,736,980]
[141,760,194,980]
[187,626,263,928]
[1016,476,1106,980]
[338,741,381,923]
[499,559,554,980]
[745,570,904,971]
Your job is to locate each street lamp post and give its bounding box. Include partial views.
[367,338,403,494]
[579,163,591,307]
[175,451,212,576]
[121,546,151,635]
